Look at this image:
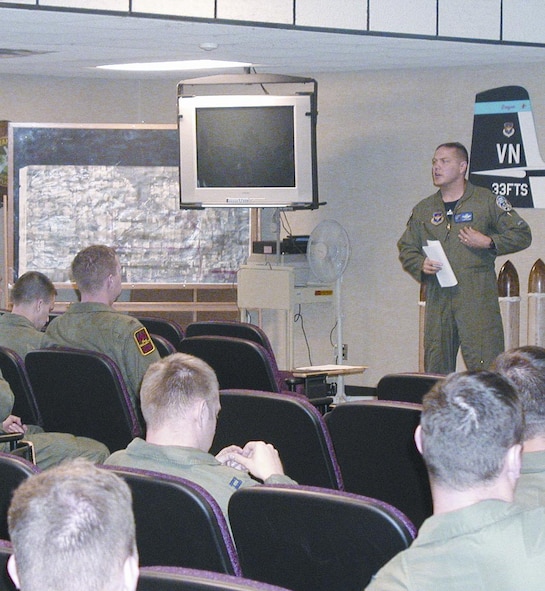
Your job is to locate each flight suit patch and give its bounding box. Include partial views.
[454,212,473,223]
[133,327,156,356]
[229,477,243,490]
[431,212,444,225]
[496,195,513,212]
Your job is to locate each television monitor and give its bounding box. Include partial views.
[177,93,318,208]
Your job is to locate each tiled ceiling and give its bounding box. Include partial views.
[1,7,545,79]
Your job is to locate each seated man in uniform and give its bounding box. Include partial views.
[0,271,56,357]
[7,459,139,591]
[366,370,545,591]
[45,244,160,411]
[1,369,109,468]
[107,353,296,521]
[493,346,545,506]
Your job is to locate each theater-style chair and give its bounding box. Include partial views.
[324,400,432,529]
[0,539,15,591]
[178,336,331,412]
[0,451,40,540]
[134,316,185,350]
[376,372,443,404]
[151,334,177,357]
[228,485,416,591]
[101,466,241,575]
[0,346,43,426]
[25,348,143,453]
[138,567,293,591]
[184,322,304,394]
[211,389,342,490]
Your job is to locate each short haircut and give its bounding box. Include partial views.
[420,370,523,490]
[11,271,56,305]
[141,352,219,429]
[8,459,136,591]
[71,245,118,293]
[493,346,545,440]
[435,142,469,164]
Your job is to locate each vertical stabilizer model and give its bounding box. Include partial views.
[469,85,545,208]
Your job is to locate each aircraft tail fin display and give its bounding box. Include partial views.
[469,85,545,208]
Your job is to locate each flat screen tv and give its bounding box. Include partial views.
[177,94,318,208]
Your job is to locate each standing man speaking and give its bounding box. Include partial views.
[398,142,531,374]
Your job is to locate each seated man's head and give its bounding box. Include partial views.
[7,459,138,591]
[71,245,122,302]
[11,271,56,330]
[141,353,220,452]
[416,370,523,493]
[493,346,545,445]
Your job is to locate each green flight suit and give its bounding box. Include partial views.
[398,182,531,374]
[0,313,46,358]
[44,302,161,410]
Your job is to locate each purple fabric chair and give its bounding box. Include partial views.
[0,346,43,426]
[101,465,241,575]
[0,539,15,591]
[376,372,443,404]
[25,347,143,452]
[324,400,432,529]
[212,389,343,490]
[0,452,40,541]
[228,484,416,591]
[138,567,292,591]
[184,322,304,394]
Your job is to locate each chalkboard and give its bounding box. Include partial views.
[10,123,250,283]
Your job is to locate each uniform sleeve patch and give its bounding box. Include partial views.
[496,195,513,212]
[133,327,156,356]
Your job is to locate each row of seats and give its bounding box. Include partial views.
[0,454,416,591]
[0,340,435,527]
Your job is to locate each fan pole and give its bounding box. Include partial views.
[334,275,347,403]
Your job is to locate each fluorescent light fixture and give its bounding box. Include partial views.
[96,59,252,72]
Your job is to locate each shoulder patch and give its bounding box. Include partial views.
[496,195,513,212]
[133,327,156,356]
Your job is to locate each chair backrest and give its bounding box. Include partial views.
[228,484,416,591]
[185,322,274,355]
[0,452,40,540]
[376,372,443,404]
[138,567,292,591]
[151,334,177,357]
[0,347,43,426]
[101,466,240,575]
[0,539,15,591]
[324,400,432,528]
[178,337,280,393]
[135,316,185,349]
[211,390,342,490]
[25,348,143,452]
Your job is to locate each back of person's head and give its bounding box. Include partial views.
[420,370,523,490]
[71,245,118,293]
[11,271,56,305]
[493,346,545,441]
[8,459,138,591]
[141,352,219,430]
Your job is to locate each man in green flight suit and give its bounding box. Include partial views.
[45,245,160,413]
[398,142,531,374]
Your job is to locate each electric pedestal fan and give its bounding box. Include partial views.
[307,219,351,403]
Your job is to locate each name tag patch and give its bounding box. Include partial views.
[133,327,156,356]
[454,212,473,223]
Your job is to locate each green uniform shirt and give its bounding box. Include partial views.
[365,500,545,591]
[44,302,160,408]
[515,450,545,507]
[0,313,46,358]
[106,438,297,522]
